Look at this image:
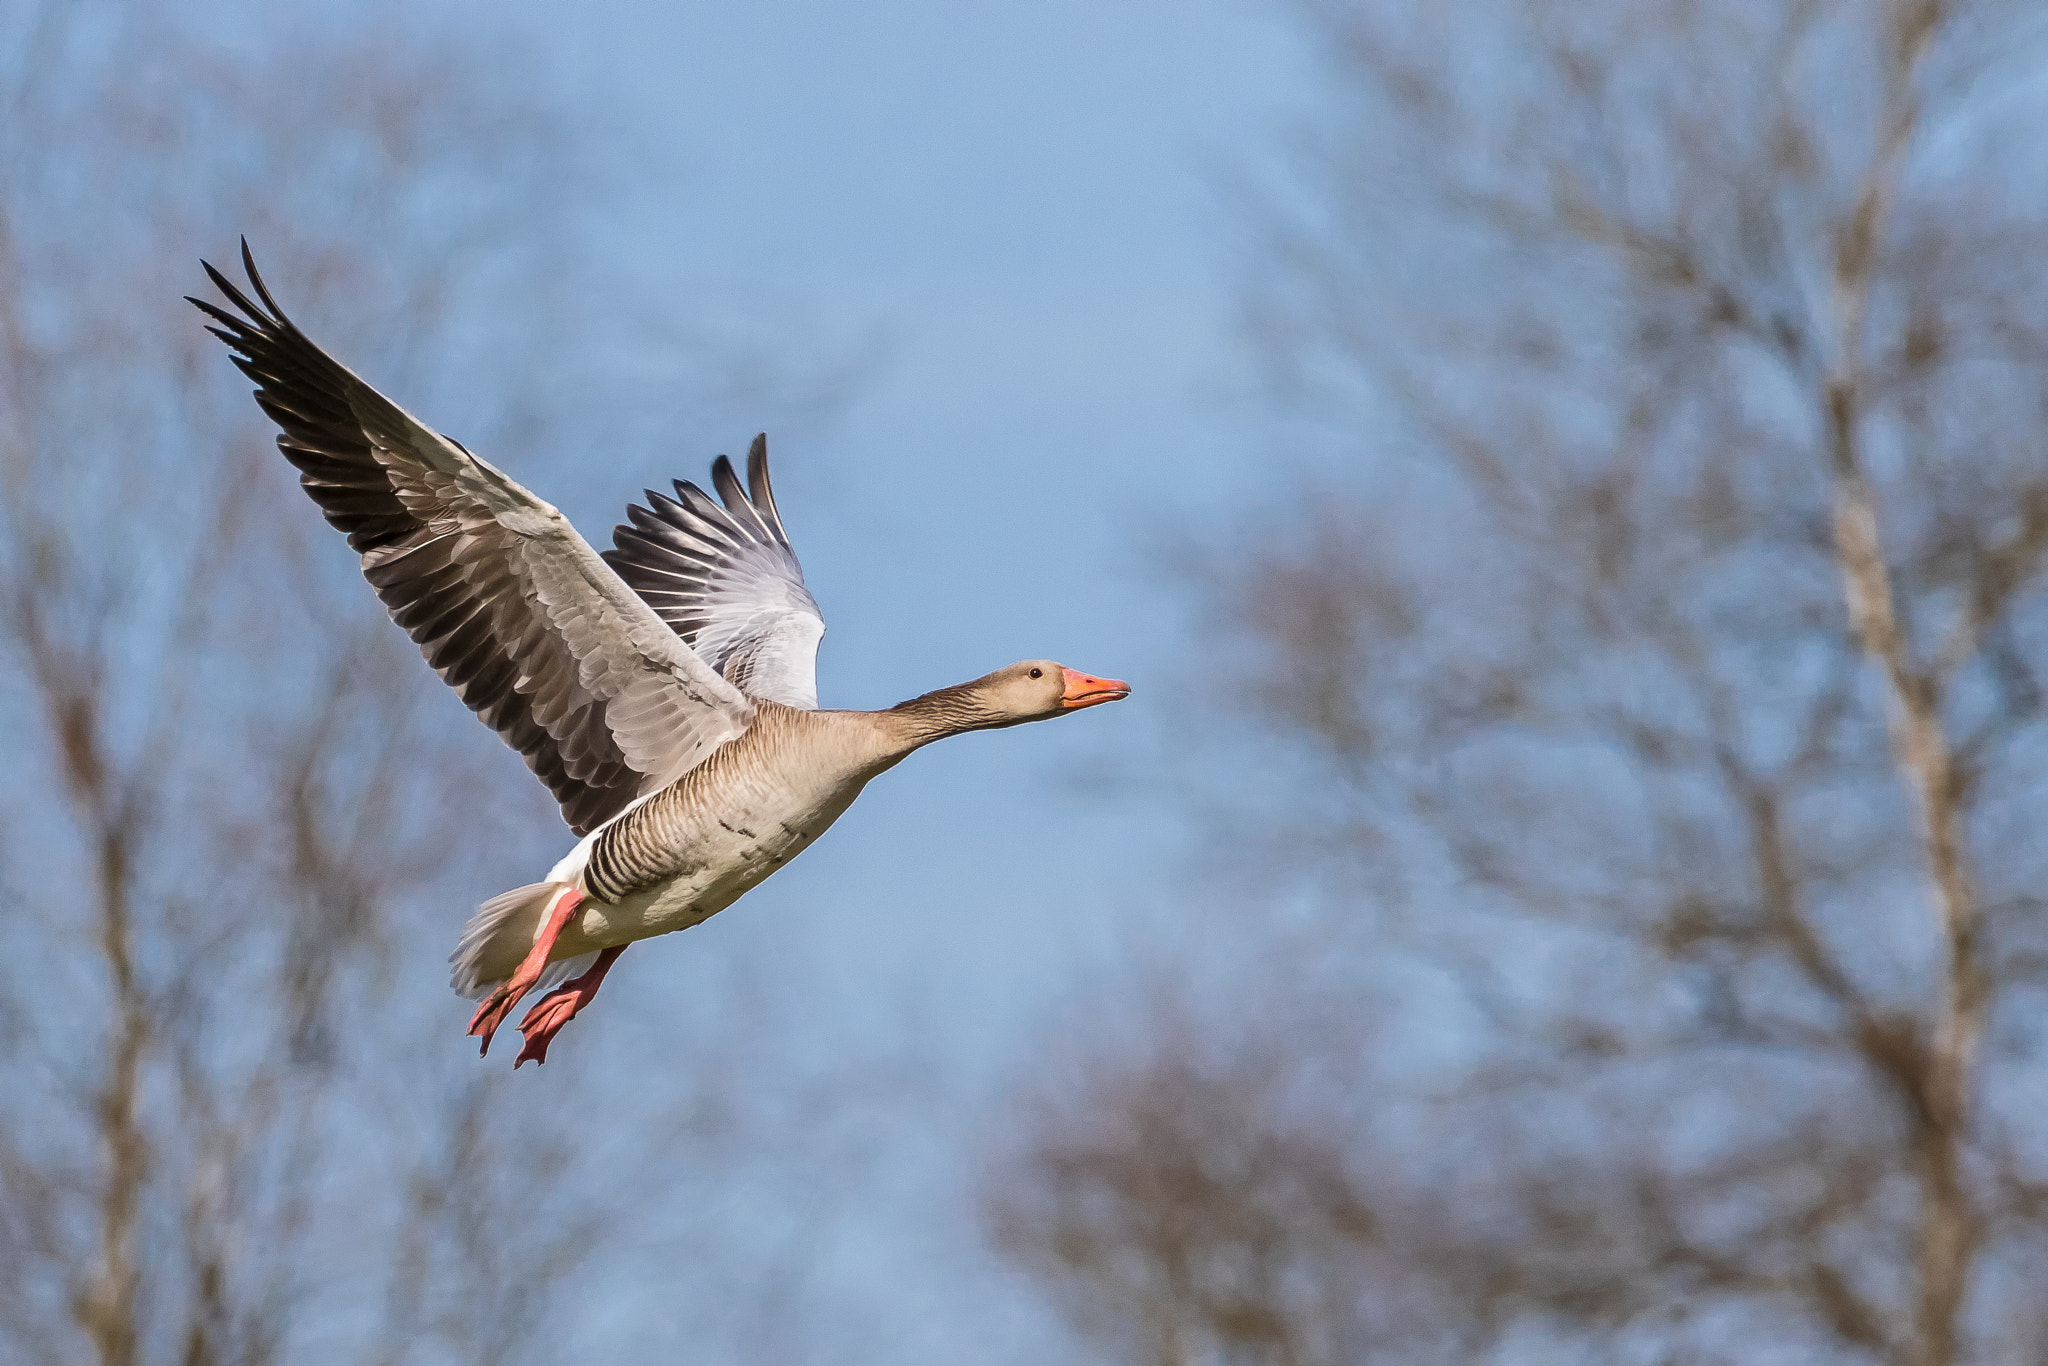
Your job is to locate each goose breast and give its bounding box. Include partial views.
[547,707,891,955]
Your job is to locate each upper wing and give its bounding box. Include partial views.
[191,242,754,836]
[603,435,827,709]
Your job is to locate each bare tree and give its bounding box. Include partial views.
[989,3,2048,1364]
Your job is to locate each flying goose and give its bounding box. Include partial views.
[191,244,1129,1067]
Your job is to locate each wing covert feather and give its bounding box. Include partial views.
[193,243,752,835]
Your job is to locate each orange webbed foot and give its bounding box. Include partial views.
[513,945,626,1068]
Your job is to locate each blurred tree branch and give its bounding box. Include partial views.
[990,2,2048,1363]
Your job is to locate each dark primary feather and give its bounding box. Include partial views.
[604,434,827,709]
[190,241,750,835]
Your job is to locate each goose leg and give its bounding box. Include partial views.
[513,945,627,1068]
[467,887,586,1057]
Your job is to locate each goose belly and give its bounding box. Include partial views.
[562,776,864,951]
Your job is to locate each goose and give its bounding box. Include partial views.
[190,244,1129,1068]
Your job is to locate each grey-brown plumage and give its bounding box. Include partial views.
[580,707,834,901]
[191,243,1130,1066]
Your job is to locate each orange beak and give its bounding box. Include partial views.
[1059,667,1131,710]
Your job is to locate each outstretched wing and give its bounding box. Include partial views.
[191,242,754,836]
[604,435,827,709]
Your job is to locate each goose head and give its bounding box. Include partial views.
[987,659,1132,721]
[887,659,1130,742]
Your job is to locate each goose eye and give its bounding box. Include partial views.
[1029,667,1043,679]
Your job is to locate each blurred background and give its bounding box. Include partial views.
[4,0,2047,1363]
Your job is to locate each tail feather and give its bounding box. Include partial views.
[449,882,595,999]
